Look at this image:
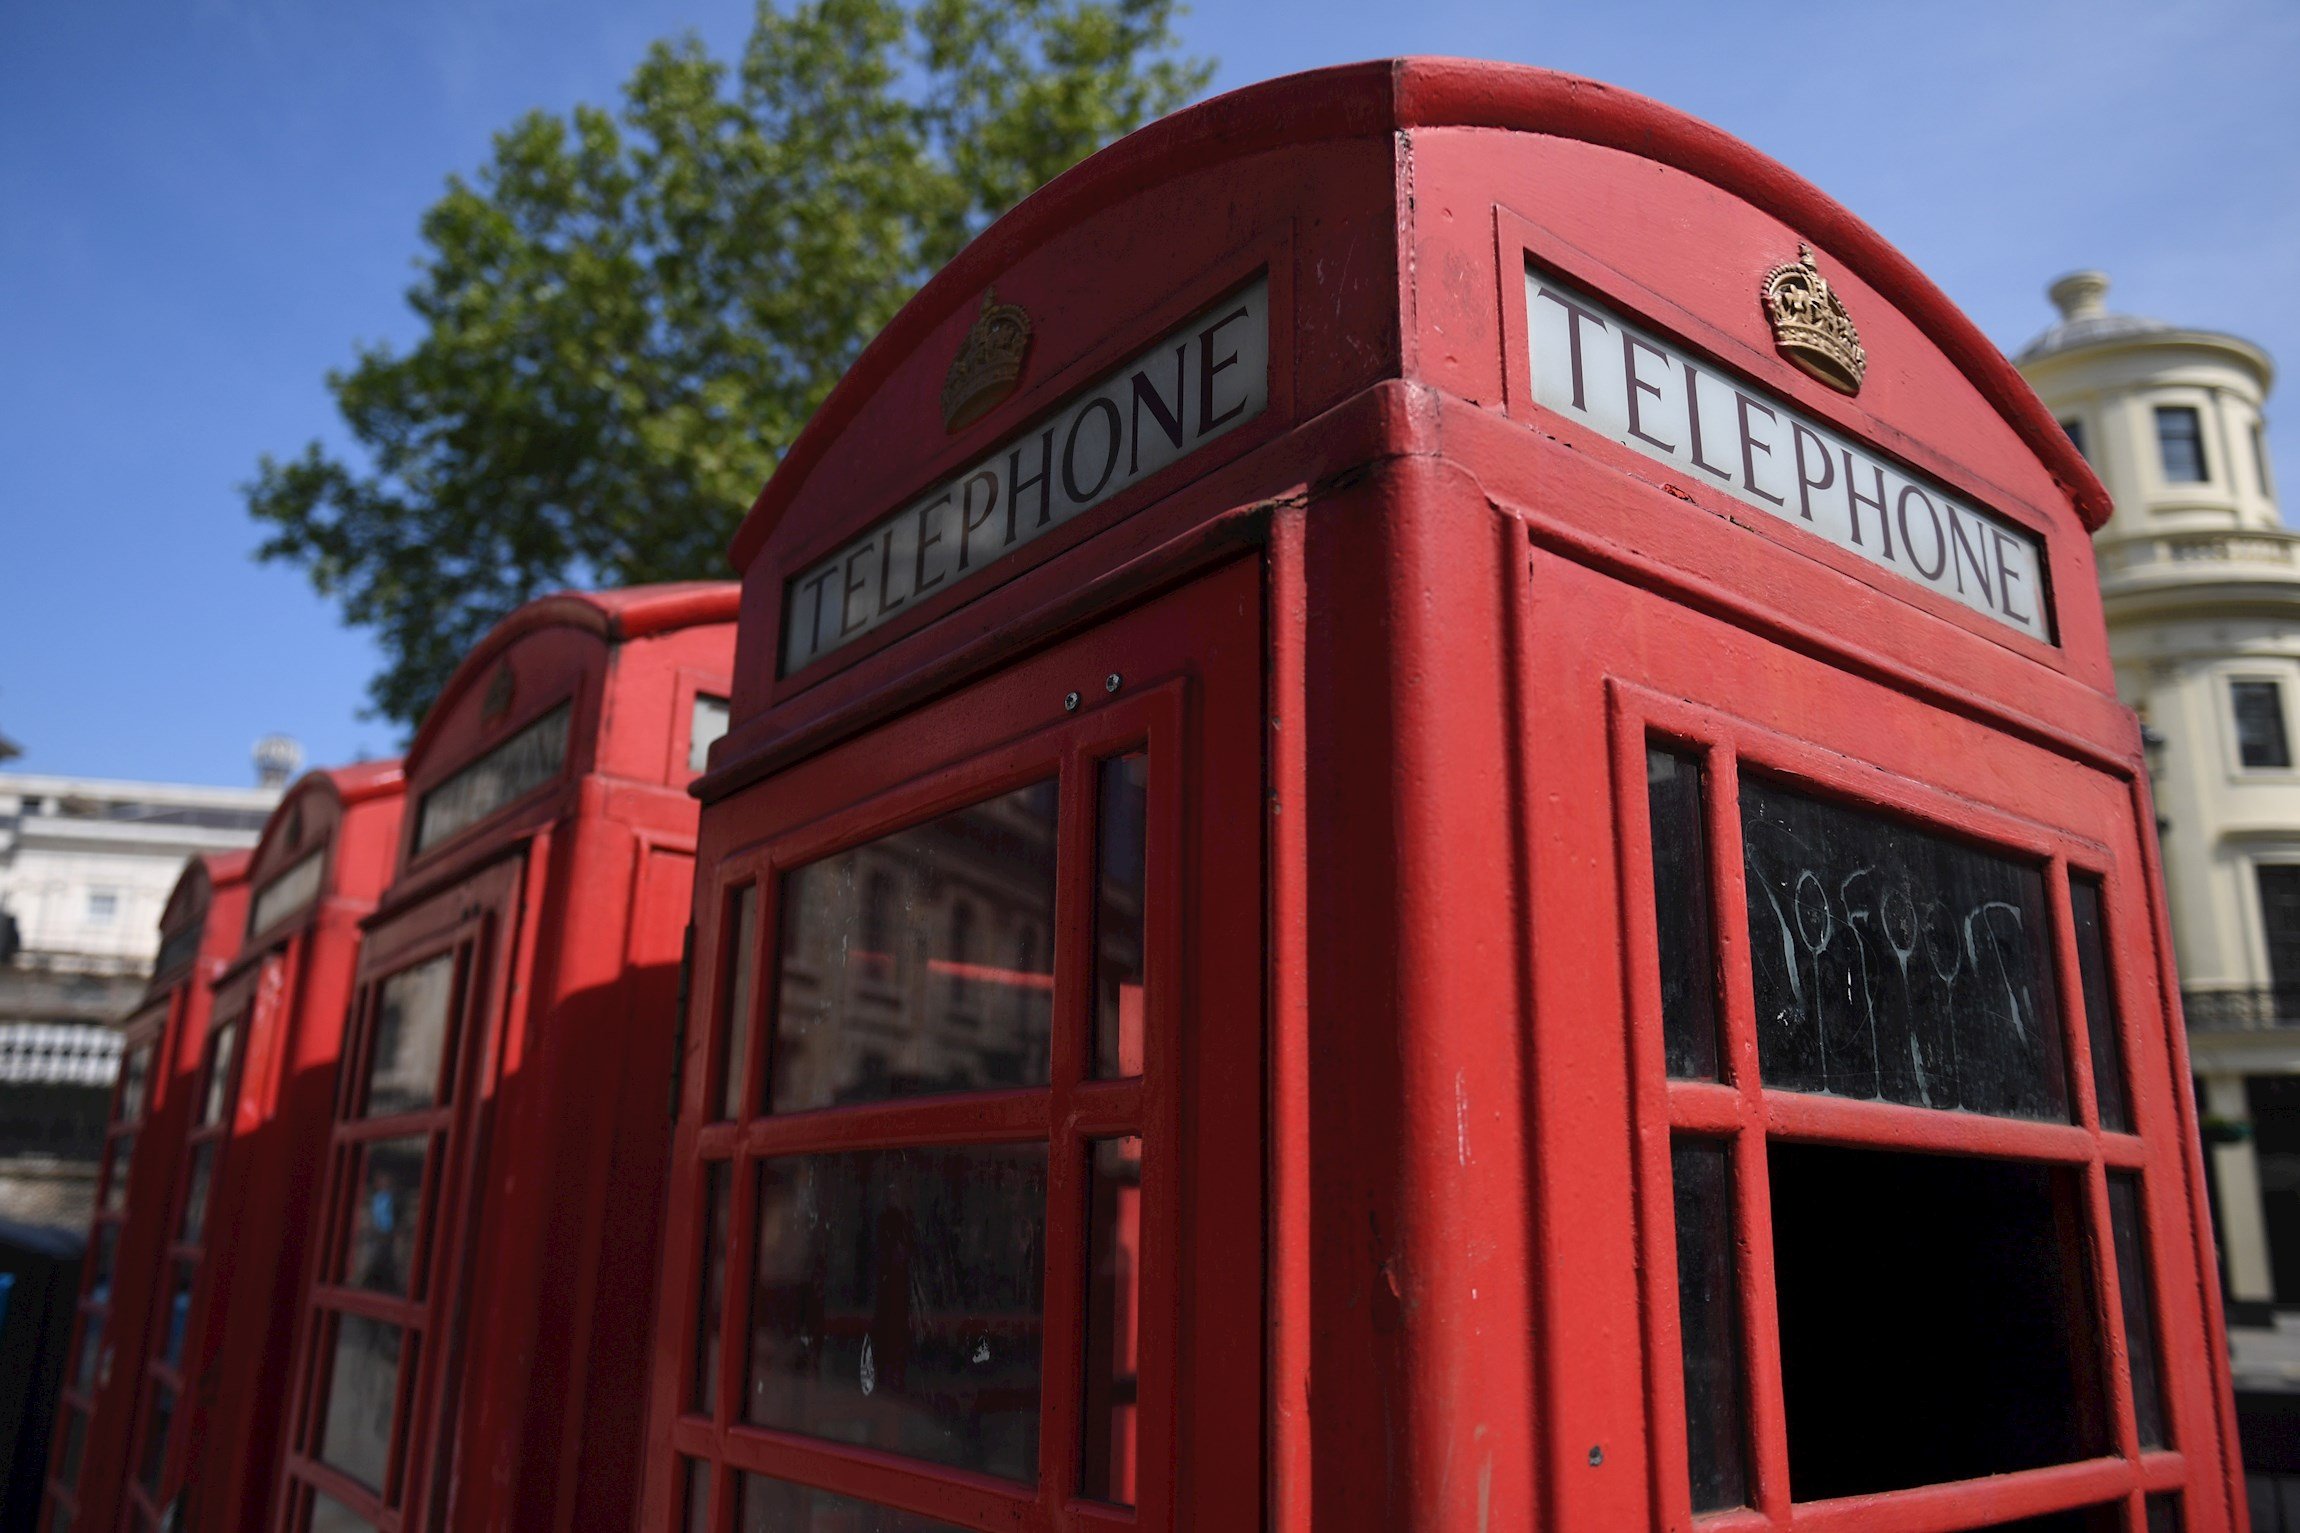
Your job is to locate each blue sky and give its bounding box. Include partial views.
[3,0,2295,786]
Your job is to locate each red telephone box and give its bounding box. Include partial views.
[647,58,2245,1533]
[102,761,406,1533]
[269,584,734,1533]
[42,851,251,1533]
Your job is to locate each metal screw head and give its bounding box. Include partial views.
[1104,673,1122,693]
[1588,1445,1604,1467]
[1063,692,1080,712]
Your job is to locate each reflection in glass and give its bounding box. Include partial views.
[319,1313,402,1492]
[1769,1144,2107,1499]
[90,1224,118,1306]
[1094,756,1149,1078]
[2146,1492,2184,1532]
[769,782,1058,1112]
[102,1135,135,1213]
[718,887,758,1121]
[694,1163,730,1414]
[308,1488,371,1533]
[179,1144,214,1244]
[1740,777,2070,1121]
[2069,877,2131,1132]
[162,1259,195,1367]
[1082,1136,1142,1504]
[59,1407,85,1482]
[347,1137,426,1294]
[137,1385,172,1491]
[118,1043,153,1123]
[2109,1173,2168,1448]
[73,1318,102,1394]
[745,1144,1047,1479]
[735,1473,973,1533]
[202,1022,240,1127]
[1648,745,1722,1080]
[681,1457,711,1533]
[1672,1137,1748,1511]
[364,955,455,1118]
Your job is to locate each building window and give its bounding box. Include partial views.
[2260,865,2300,1002]
[2156,404,2209,483]
[2255,420,2276,499]
[86,890,118,924]
[2059,417,2087,460]
[2235,680,2293,769]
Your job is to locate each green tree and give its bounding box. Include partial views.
[249,0,1211,728]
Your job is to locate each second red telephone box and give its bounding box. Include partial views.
[270,583,734,1533]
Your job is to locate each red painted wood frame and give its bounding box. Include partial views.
[643,560,1263,1531]
[42,852,250,1533]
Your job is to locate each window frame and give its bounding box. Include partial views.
[1611,680,2190,1532]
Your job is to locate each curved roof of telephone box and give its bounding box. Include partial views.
[404,582,740,775]
[272,758,405,819]
[731,57,2111,569]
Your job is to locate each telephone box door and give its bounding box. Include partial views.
[650,559,1265,1530]
[1538,551,2228,1531]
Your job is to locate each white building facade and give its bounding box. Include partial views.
[2017,272,2297,1341]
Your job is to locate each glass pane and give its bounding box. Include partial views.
[201,1022,240,1127]
[1671,1137,1748,1510]
[2156,405,2208,483]
[2146,1491,2184,1531]
[681,1458,712,1533]
[735,1473,972,1533]
[308,1488,371,1533]
[691,695,731,775]
[414,702,571,853]
[117,1043,152,1123]
[1094,755,1149,1078]
[769,782,1058,1112]
[2109,1173,2169,1448]
[745,1144,1047,1479]
[2235,681,2293,770]
[137,1384,173,1492]
[1648,745,1721,1079]
[319,1313,402,1493]
[693,1162,730,1414]
[2068,878,2130,1132]
[179,1144,214,1244]
[59,1406,85,1481]
[161,1258,195,1367]
[1769,1144,2108,1499]
[1082,1135,1142,1504]
[717,887,758,1122]
[48,1505,69,1533]
[1740,776,2070,1121]
[364,955,455,1118]
[90,1223,118,1306]
[346,1137,426,1294]
[101,1133,135,1213]
[72,1316,101,1393]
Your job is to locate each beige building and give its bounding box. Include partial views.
[2017,272,2295,1344]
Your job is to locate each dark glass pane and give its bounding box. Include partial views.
[363,955,455,1118]
[48,1505,69,1533]
[2109,1173,2169,1448]
[101,1134,134,1213]
[307,1488,370,1533]
[2147,1491,2184,1532]
[90,1223,118,1305]
[1671,1137,1748,1511]
[769,782,1058,1112]
[137,1384,172,1492]
[318,1313,401,1492]
[2069,878,2131,1132]
[693,1162,730,1414]
[1094,755,1149,1078]
[1648,745,1722,1079]
[745,1144,1047,1479]
[1082,1135,1142,1504]
[2262,867,2300,1003]
[179,1144,214,1244]
[346,1136,426,1294]
[161,1259,195,1367]
[717,886,759,1121]
[1770,1144,2108,1500]
[117,1043,152,1123]
[2156,405,2208,483]
[1740,776,2070,1121]
[201,1022,240,1127]
[2059,418,2087,460]
[681,1458,711,1533]
[72,1317,101,1393]
[2235,682,2293,770]
[59,1406,85,1480]
[735,1473,972,1533]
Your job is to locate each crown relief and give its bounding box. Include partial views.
[941,288,1033,432]
[1761,244,1867,395]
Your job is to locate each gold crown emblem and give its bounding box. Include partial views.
[1761,244,1866,395]
[941,288,1033,432]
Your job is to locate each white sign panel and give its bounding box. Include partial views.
[1525,268,2052,643]
[783,276,1270,674]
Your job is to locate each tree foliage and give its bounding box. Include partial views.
[249,0,1210,727]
